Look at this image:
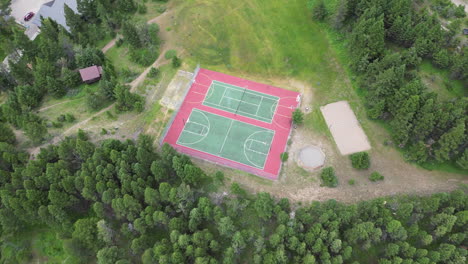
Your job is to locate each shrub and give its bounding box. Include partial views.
[172,56,181,68]
[101,128,108,135]
[350,152,370,169]
[230,183,247,197]
[57,115,66,122]
[86,93,108,111]
[312,0,328,21]
[280,152,289,162]
[130,48,157,66]
[320,167,338,187]
[65,113,75,123]
[106,111,116,120]
[369,172,384,182]
[52,121,63,128]
[116,38,124,47]
[138,4,147,14]
[148,67,160,78]
[120,68,138,83]
[165,50,177,60]
[348,179,356,185]
[292,109,304,125]
[214,171,224,183]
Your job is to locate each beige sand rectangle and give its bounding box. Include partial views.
[320,101,371,155]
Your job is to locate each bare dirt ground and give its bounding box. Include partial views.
[101,38,118,53]
[321,101,371,155]
[191,75,467,204]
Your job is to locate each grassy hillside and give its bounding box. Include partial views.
[173,0,351,102]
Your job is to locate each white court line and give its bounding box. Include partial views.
[177,108,276,170]
[204,101,270,123]
[201,79,215,105]
[212,80,279,101]
[182,129,205,136]
[269,101,279,119]
[246,148,268,156]
[185,121,209,136]
[176,109,211,146]
[246,139,269,155]
[204,81,280,123]
[255,97,264,115]
[223,95,259,107]
[218,85,228,105]
[189,120,209,131]
[216,83,279,103]
[218,119,234,154]
[243,130,275,168]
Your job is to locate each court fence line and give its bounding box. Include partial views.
[159,64,200,146]
[277,94,301,178]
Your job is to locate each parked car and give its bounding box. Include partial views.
[24,12,34,22]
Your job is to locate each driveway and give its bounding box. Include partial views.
[9,0,49,26]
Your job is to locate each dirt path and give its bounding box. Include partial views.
[28,10,176,156]
[129,11,174,90]
[37,99,79,112]
[101,38,117,53]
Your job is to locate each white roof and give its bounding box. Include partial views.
[31,0,77,32]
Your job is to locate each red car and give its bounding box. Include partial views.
[24,12,34,22]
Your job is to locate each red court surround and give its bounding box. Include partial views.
[162,68,300,180]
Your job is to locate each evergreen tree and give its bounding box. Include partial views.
[433,49,450,69]
[456,149,468,169]
[391,95,420,146]
[312,0,328,21]
[64,4,82,35]
[434,122,466,162]
[122,22,141,48]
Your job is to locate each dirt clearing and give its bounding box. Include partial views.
[321,101,371,155]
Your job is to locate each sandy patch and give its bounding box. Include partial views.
[160,70,193,109]
[321,101,371,155]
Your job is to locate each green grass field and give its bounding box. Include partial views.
[173,0,350,102]
[203,81,278,123]
[177,109,274,169]
[419,60,467,100]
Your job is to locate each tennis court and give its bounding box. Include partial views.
[162,68,301,180]
[203,81,279,123]
[177,109,275,169]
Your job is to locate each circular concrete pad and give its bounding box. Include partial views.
[297,146,325,170]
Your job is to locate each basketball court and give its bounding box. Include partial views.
[162,68,300,179]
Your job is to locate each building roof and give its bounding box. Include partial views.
[79,65,103,82]
[31,0,78,32]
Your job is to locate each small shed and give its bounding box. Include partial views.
[79,65,103,84]
[464,29,468,35]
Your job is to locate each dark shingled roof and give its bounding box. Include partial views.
[79,65,102,82]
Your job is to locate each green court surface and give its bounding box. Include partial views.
[177,109,275,169]
[203,81,279,123]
